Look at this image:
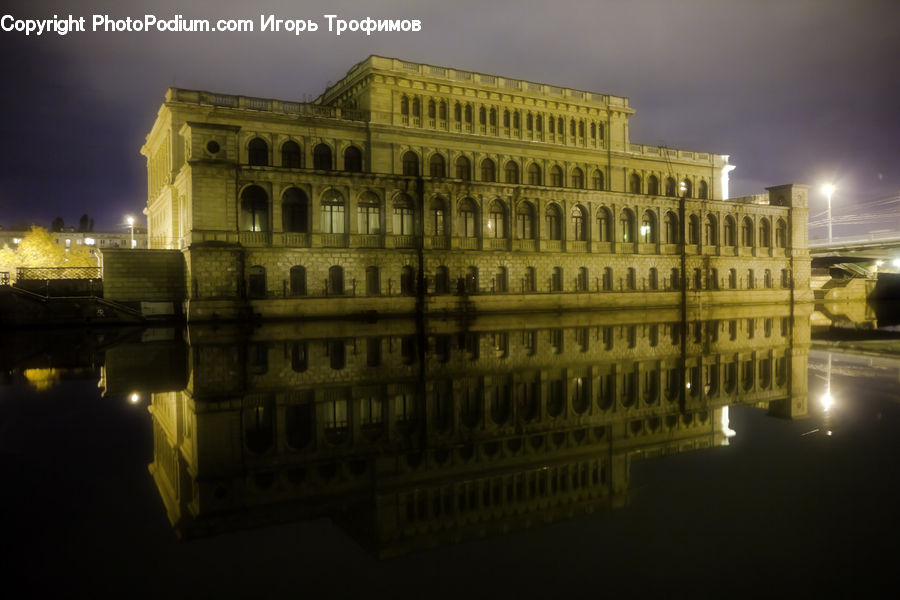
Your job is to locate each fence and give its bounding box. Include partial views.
[16,266,101,280]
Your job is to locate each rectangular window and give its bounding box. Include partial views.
[321,204,344,234]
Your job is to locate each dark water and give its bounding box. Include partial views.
[3,306,900,597]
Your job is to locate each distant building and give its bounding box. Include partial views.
[138,55,812,320]
[0,227,148,253]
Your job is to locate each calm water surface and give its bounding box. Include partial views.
[3,307,899,597]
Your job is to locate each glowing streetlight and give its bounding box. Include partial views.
[129,392,140,404]
[821,184,835,244]
[126,216,135,248]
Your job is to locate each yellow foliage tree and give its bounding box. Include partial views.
[0,226,97,282]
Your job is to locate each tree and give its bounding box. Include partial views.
[0,226,97,282]
[51,217,64,232]
[79,214,90,232]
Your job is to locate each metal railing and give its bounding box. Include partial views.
[16,266,101,280]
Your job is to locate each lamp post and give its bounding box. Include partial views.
[126,216,135,248]
[822,184,835,243]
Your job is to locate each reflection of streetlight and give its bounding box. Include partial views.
[821,184,835,243]
[126,216,135,249]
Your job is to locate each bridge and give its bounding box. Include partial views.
[809,231,900,260]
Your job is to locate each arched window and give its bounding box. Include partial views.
[549,116,555,134]
[681,179,693,198]
[479,106,486,125]
[454,102,461,121]
[524,267,536,292]
[240,185,268,232]
[392,194,414,235]
[466,266,479,293]
[344,146,362,172]
[551,267,563,292]
[535,115,543,132]
[590,123,597,139]
[516,201,535,239]
[619,208,635,242]
[688,215,700,245]
[281,188,308,233]
[649,268,658,290]
[494,266,508,293]
[430,197,446,236]
[776,219,788,248]
[481,158,496,182]
[429,153,445,178]
[572,205,588,241]
[434,266,450,294]
[626,268,636,290]
[664,177,676,197]
[248,266,266,298]
[598,123,605,140]
[648,175,660,196]
[400,266,415,295]
[698,180,708,199]
[640,210,657,243]
[571,167,584,189]
[526,113,533,132]
[630,173,642,194]
[704,214,718,245]
[320,190,345,234]
[569,119,576,137]
[487,200,506,238]
[290,266,307,296]
[455,156,471,180]
[576,267,588,291]
[596,207,611,242]
[281,141,301,168]
[513,112,520,129]
[459,198,479,238]
[464,105,473,124]
[489,108,497,126]
[724,216,736,246]
[764,269,772,288]
[313,143,332,170]
[402,151,419,176]
[728,268,737,289]
[248,138,268,166]
[663,211,679,244]
[527,163,542,185]
[328,265,344,295]
[592,169,604,190]
[503,110,510,128]
[602,267,613,291]
[439,100,447,120]
[365,266,380,295]
[741,217,754,247]
[550,165,564,187]
[428,99,436,119]
[759,218,771,248]
[557,117,564,137]
[357,191,380,235]
[545,204,562,241]
[504,161,519,184]
[400,96,409,116]
[412,98,420,117]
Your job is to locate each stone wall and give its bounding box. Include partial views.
[101,248,185,302]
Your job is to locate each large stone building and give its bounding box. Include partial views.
[139,56,811,320]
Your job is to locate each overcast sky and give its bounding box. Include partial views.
[1,0,897,234]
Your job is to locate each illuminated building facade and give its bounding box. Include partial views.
[140,56,812,319]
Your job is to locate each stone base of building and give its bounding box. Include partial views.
[182,288,814,322]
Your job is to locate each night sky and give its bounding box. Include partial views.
[1,0,897,235]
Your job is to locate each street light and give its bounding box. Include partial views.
[821,184,835,243]
[126,216,135,248]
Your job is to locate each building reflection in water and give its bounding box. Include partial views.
[125,306,811,558]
